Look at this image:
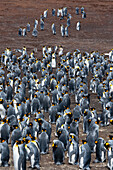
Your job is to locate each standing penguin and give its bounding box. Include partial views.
[104,141,113,170]
[44,9,48,18]
[75,7,79,15]
[39,129,49,154]
[52,8,56,16]
[43,92,51,112]
[40,19,44,31]
[55,113,65,136]
[11,124,22,147]
[79,141,91,170]
[22,28,27,36]
[94,137,106,163]
[52,140,65,165]
[57,128,68,150]
[0,138,10,167]
[76,21,81,31]
[32,28,38,37]
[65,26,69,37]
[27,23,30,32]
[61,25,65,37]
[68,138,79,165]
[13,139,26,170]
[0,118,10,143]
[51,53,56,68]
[49,103,58,123]
[25,138,40,169]
[51,23,56,35]
[18,28,22,36]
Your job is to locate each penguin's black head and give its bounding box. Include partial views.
[74,118,79,122]
[57,129,62,137]
[104,142,110,150]
[0,138,5,143]
[17,103,21,107]
[90,107,95,111]
[69,138,72,143]
[65,111,72,117]
[106,106,110,110]
[110,97,113,102]
[42,128,47,132]
[109,135,113,140]
[26,97,29,101]
[69,133,76,140]
[52,142,58,148]
[19,117,24,122]
[37,118,42,124]
[34,94,37,98]
[55,113,61,120]
[95,140,98,144]
[7,104,9,109]
[1,117,8,124]
[25,139,31,144]
[88,119,92,124]
[13,124,18,129]
[10,101,13,106]
[110,119,113,125]
[0,98,3,104]
[29,122,33,127]
[95,118,101,124]
[26,133,32,138]
[82,140,87,145]
[16,140,23,145]
[38,110,41,114]
[31,136,37,141]
[24,112,31,117]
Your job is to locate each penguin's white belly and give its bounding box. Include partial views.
[42,79,45,86]
[71,154,75,164]
[80,157,84,168]
[13,146,19,170]
[52,59,56,68]
[10,80,13,88]
[0,153,2,166]
[4,56,7,65]
[101,151,104,162]
[31,154,35,168]
[69,144,73,153]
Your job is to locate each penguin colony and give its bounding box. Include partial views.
[1,46,113,170]
[0,6,113,170]
[18,7,86,37]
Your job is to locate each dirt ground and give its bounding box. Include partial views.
[0,0,113,169]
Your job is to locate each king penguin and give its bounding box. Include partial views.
[13,139,26,170]
[65,26,69,37]
[94,137,106,163]
[18,28,22,36]
[52,139,65,165]
[51,23,56,35]
[68,137,79,165]
[0,138,10,167]
[25,137,40,169]
[79,141,91,170]
[32,28,38,37]
[61,25,65,37]
[39,129,49,154]
[76,21,81,31]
